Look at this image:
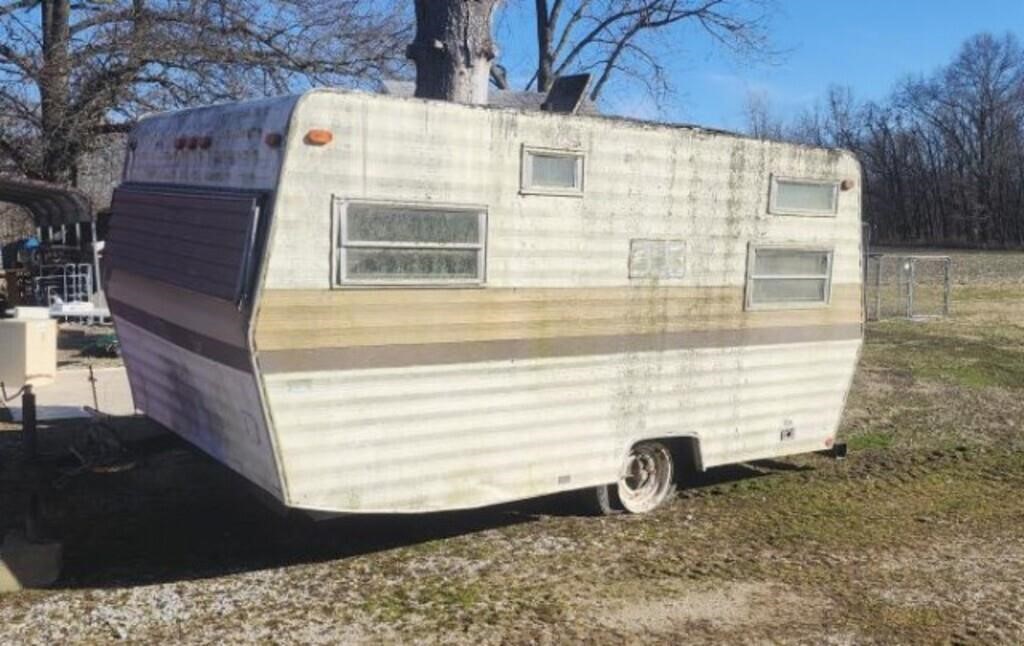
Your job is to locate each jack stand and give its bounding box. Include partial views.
[1,385,63,593]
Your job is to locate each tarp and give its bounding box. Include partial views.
[0,175,93,228]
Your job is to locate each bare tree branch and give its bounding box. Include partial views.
[527,0,777,103]
[0,0,413,183]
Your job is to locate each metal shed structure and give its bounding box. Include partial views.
[0,176,100,303]
[0,176,94,229]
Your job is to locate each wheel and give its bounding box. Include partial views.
[582,441,677,515]
[580,482,623,516]
[616,441,676,514]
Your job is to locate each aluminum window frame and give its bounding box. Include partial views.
[768,175,840,217]
[745,244,834,311]
[333,198,488,287]
[520,145,585,197]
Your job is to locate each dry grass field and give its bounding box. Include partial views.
[1,250,1023,644]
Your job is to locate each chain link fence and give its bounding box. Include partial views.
[865,254,952,321]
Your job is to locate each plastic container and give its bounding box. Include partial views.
[0,308,56,391]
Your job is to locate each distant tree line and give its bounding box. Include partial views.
[748,32,1024,248]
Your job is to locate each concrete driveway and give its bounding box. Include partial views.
[4,367,134,421]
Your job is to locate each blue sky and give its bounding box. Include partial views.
[492,0,1024,130]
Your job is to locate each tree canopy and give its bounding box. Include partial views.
[0,0,410,183]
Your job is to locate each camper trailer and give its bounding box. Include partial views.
[106,89,862,515]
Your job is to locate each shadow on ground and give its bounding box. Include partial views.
[0,415,786,590]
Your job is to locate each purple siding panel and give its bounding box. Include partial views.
[108,187,263,302]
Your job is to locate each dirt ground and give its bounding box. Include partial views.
[2,251,1024,644]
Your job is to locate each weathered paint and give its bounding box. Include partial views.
[111,88,864,513]
[253,285,862,353]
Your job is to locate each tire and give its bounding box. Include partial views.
[616,441,676,514]
[580,483,623,516]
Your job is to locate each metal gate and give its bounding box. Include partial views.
[865,254,952,321]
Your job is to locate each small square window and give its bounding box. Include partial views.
[629,239,686,280]
[746,246,833,309]
[769,176,839,216]
[335,200,486,286]
[521,146,584,196]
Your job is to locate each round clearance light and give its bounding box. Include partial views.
[304,129,333,146]
[840,179,856,191]
[264,132,283,148]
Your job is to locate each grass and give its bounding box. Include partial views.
[867,321,1024,388]
[846,430,894,450]
[841,280,1024,457]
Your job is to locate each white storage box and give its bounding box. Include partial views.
[0,311,57,390]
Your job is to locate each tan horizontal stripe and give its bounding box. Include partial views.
[258,323,862,374]
[254,285,862,351]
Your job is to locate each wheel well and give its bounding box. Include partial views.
[635,436,703,481]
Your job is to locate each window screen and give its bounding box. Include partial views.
[770,177,838,215]
[747,247,832,308]
[337,202,486,285]
[522,147,583,194]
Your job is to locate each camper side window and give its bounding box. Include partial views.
[335,201,486,285]
[521,147,584,196]
[769,176,839,216]
[746,246,832,309]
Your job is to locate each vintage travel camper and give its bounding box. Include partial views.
[106,89,863,515]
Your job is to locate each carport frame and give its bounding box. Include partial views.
[0,176,99,293]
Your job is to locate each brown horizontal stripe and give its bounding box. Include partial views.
[258,323,862,374]
[107,269,248,348]
[109,297,253,373]
[254,284,863,351]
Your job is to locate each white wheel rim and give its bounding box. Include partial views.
[617,443,674,513]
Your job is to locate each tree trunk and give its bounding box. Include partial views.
[408,0,501,104]
[40,0,73,183]
[534,0,555,93]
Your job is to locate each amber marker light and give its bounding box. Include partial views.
[304,129,333,146]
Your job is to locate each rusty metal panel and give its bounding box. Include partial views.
[108,187,263,302]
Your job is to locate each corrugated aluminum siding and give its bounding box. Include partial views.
[266,339,860,513]
[117,317,282,497]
